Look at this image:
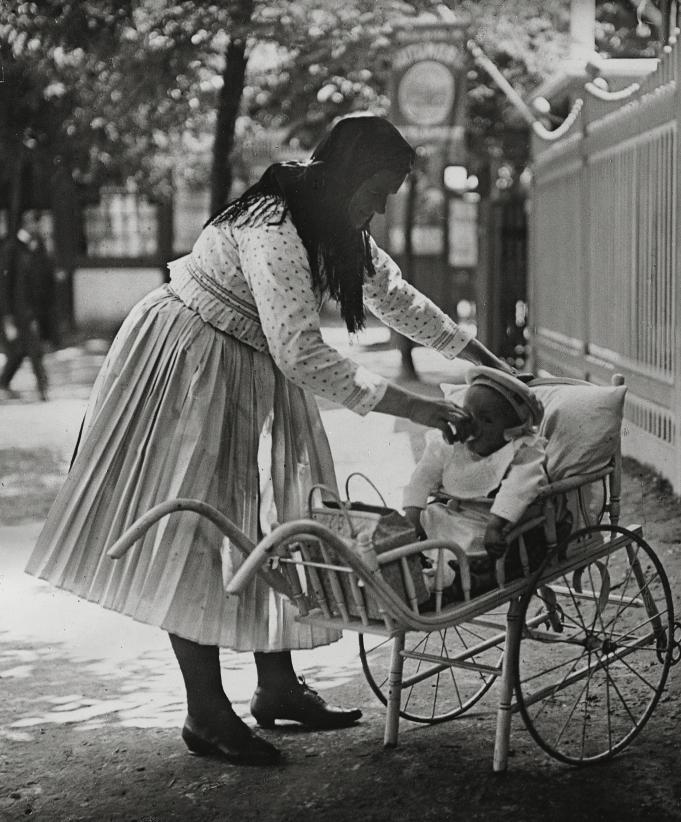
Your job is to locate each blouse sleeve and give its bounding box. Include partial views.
[364,239,473,358]
[402,430,449,509]
[490,436,548,523]
[234,216,387,416]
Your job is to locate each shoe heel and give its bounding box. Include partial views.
[252,712,276,730]
[182,726,214,756]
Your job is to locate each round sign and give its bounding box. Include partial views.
[397,60,456,126]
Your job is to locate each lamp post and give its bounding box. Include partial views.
[443,165,479,328]
[388,15,469,377]
[443,164,467,306]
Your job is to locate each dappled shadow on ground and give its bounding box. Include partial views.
[1,522,368,745]
[0,638,187,739]
[2,634,679,822]
[0,632,381,821]
[0,631,366,742]
[2,591,680,819]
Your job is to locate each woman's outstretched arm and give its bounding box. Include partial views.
[457,337,514,372]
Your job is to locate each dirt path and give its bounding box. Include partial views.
[1,456,680,821]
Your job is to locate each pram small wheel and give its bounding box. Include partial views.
[359,617,505,724]
[513,524,674,765]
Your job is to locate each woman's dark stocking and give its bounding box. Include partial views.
[168,633,280,765]
[169,633,230,720]
[253,650,299,690]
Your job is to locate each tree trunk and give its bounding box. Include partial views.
[50,164,80,334]
[397,172,417,378]
[210,0,254,214]
[9,148,26,237]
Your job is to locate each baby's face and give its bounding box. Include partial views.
[463,386,518,457]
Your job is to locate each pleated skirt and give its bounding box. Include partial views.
[26,285,342,651]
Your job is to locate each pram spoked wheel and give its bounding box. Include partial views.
[513,524,674,765]
[359,617,505,723]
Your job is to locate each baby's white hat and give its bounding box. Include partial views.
[466,366,544,432]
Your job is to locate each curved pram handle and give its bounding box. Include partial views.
[106,498,254,559]
[104,498,293,597]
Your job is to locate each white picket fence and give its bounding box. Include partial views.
[529,33,681,491]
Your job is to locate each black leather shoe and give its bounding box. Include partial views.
[181,714,282,766]
[250,677,362,730]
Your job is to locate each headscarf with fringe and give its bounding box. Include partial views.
[209,116,415,333]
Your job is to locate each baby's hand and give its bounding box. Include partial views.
[450,412,476,444]
[404,506,427,540]
[484,520,508,559]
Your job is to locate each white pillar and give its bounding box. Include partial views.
[570,0,596,61]
[674,33,681,492]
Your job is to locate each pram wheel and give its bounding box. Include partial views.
[513,524,674,765]
[359,617,505,724]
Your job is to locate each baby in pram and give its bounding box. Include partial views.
[403,367,549,600]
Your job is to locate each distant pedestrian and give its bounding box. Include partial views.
[0,210,54,401]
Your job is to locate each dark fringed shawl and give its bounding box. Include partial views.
[209,116,415,333]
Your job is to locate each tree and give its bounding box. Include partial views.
[0,0,223,331]
[596,0,671,56]
[243,0,673,187]
[1,0,668,231]
[242,1,570,186]
[0,2,207,219]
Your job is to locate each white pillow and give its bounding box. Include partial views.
[440,382,468,404]
[531,381,626,480]
[439,380,627,481]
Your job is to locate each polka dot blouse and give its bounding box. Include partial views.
[168,202,472,416]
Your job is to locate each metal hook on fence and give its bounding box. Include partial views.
[467,39,583,142]
[583,80,641,102]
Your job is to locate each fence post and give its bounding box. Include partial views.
[674,30,681,490]
[475,198,500,353]
[529,34,681,492]
[579,94,590,379]
[156,194,174,284]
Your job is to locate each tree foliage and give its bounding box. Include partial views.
[244,0,672,184]
[244,1,571,184]
[0,0,234,210]
[596,0,671,56]
[0,0,671,216]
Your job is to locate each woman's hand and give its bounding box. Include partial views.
[373,384,473,442]
[406,395,472,444]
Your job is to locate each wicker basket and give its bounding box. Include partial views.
[305,474,429,618]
